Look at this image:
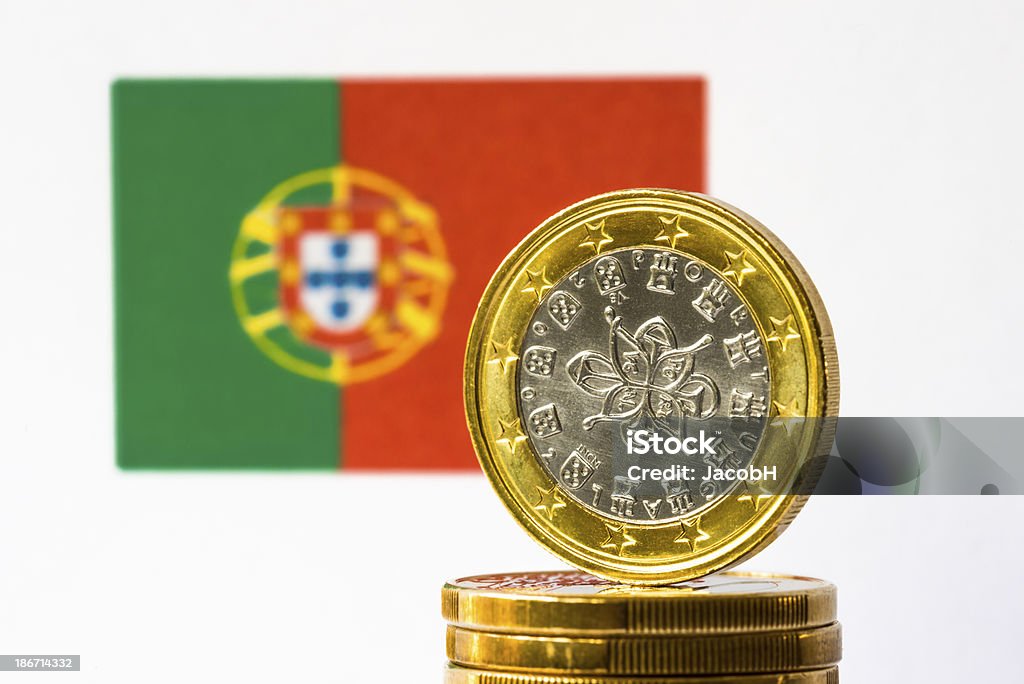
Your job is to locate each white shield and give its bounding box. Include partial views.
[298,231,379,333]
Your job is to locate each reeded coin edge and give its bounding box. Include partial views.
[442,572,837,635]
[446,622,842,675]
[443,663,841,684]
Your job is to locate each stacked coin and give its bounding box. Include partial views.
[442,571,841,682]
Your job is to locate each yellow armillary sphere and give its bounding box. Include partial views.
[231,165,451,385]
[464,189,838,584]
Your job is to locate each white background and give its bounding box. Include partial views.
[1,1,1022,681]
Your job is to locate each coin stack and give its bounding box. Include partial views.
[442,571,841,682]
[454,190,843,682]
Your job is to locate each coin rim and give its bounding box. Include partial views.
[464,189,839,584]
[442,570,837,635]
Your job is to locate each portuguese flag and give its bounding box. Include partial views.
[113,78,705,470]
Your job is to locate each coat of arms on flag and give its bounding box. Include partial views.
[113,78,704,469]
[231,166,451,385]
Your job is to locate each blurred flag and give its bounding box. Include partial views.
[113,78,705,469]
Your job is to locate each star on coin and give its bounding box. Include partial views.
[486,337,518,375]
[771,397,804,436]
[674,517,710,551]
[521,268,554,301]
[654,214,689,248]
[578,220,613,254]
[722,249,756,286]
[600,523,637,554]
[532,485,566,521]
[766,314,801,352]
[736,479,773,511]
[495,415,527,455]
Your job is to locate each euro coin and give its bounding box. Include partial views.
[446,622,842,675]
[444,664,840,684]
[464,190,838,583]
[442,571,836,635]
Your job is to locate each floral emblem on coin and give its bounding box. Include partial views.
[566,308,720,430]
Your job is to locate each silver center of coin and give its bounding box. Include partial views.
[516,247,771,523]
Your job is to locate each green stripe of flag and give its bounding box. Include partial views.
[113,79,341,468]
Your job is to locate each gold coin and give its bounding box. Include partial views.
[444,663,840,684]
[464,190,838,584]
[446,622,842,675]
[442,570,836,635]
